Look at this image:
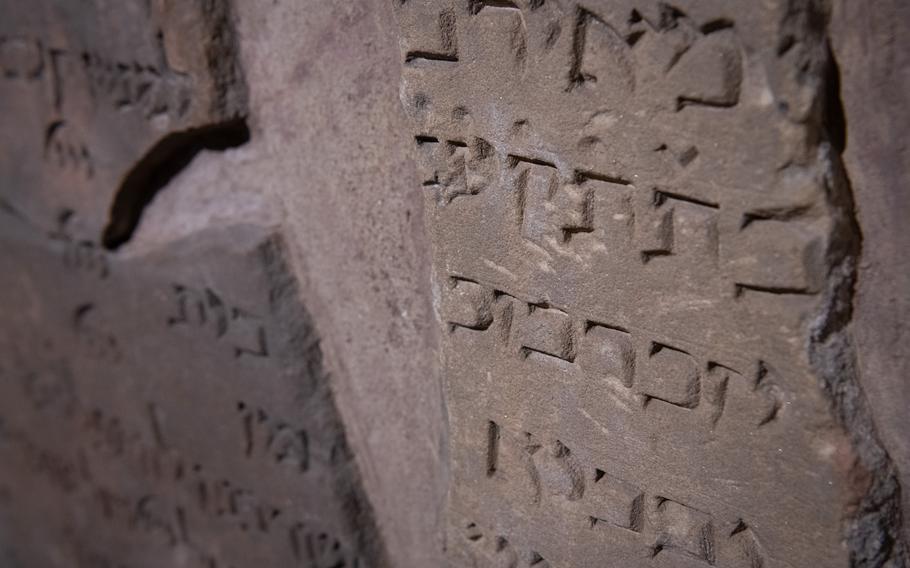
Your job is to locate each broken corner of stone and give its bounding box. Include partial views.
[0,1,907,567]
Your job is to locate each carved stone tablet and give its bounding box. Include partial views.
[0,217,382,567]
[0,2,382,567]
[392,1,907,566]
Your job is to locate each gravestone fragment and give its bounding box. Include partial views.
[393,1,907,566]
[0,1,384,567]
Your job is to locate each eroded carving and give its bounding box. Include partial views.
[166,283,269,358]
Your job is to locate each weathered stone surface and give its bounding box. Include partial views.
[831,0,910,555]
[0,215,382,567]
[0,0,248,247]
[392,0,907,566]
[0,1,440,567]
[0,1,907,568]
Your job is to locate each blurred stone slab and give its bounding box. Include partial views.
[0,210,382,567]
[0,0,248,246]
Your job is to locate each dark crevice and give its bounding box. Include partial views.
[469,0,520,14]
[405,51,458,63]
[100,117,250,250]
[810,38,908,568]
[700,18,734,35]
[741,204,813,228]
[734,283,811,297]
[824,41,847,155]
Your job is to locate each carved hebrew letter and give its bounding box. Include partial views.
[515,305,577,362]
[638,343,700,408]
[569,8,634,94]
[585,469,644,532]
[579,324,635,387]
[650,497,715,564]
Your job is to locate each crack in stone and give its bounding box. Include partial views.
[810,34,909,568]
[100,117,250,250]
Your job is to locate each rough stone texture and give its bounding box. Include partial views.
[831,0,910,554]
[393,0,907,566]
[227,3,447,565]
[0,1,443,567]
[0,1,907,568]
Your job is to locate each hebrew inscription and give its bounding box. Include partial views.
[0,4,391,566]
[0,0,249,246]
[395,1,898,566]
[0,209,381,567]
